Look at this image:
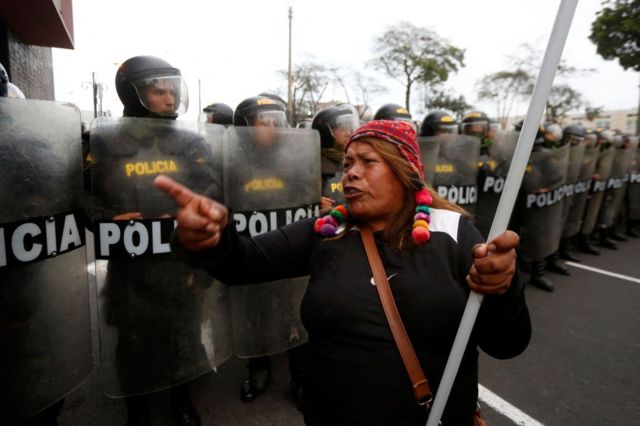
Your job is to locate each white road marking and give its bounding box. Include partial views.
[478,384,545,426]
[566,262,640,284]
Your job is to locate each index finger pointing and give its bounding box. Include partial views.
[154,175,196,207]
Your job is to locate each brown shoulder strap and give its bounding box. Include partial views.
[360,224,432,407]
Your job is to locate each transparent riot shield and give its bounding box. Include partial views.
[563,145,598,238]
[560,142,587,232]
[598,139,639,228]
[518,144,570,261]
[475,131,518,238]
[581,146,616,235]
[417,136,442,187]
[88,117,232,397]
[0,98,91,423]
[321,156,345,205]
[223,127,320,357]
[428,134,480,214]
[628,149,640,221]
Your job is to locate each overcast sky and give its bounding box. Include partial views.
[53,0,638,123]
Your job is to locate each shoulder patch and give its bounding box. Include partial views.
[429,209,461,243]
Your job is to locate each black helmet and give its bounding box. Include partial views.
[596,129,613,147]
[460,111,490,138]
[0,62,25,99]
[115,56,188,118]
[311,104,360,148]
[200,102,233,125]
[419,110,457,137]
[562,124,585,146]
[543,122,563,147]
[374,103,413,123]
[258,92,287,109]
[233,96,288,127]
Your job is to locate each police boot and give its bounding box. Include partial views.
[577,234,601,255]
[558,237,581,262]
[610,227,628,242]
[170,383,201,426]
[288,345,306,411]
[626,220,640,237]
[528,260,554,292]
[241,356,272,402]
[545,252,570,275]
[598,227,618,250]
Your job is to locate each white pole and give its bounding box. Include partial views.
[426,1,579,425]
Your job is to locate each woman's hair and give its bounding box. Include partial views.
[340,137,468,250]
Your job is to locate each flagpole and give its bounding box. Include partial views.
[426,1,580,424]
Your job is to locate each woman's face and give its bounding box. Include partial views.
[342,141,406,230]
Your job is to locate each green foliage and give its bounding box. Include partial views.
[476,69,534,128]
[425,88,472,121]
[371,21,465,112]
[546,84,584,121]
[590,0,640,72]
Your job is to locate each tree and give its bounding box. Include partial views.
[424,87,472,121]
[545,84,584,122]
[370,22,465,112]
[585,105,604,122]
[476,69,534,129]
[280,59,330,125]
[590,0,640,133]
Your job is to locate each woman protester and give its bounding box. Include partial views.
[154,120,531,426]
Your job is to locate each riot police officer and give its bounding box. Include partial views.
[461,111,492,154]
[419,110,459,137]
[232,95,308,406]
[373,103,416,128]
[99,55,207,426]
[557,124,587,262]
[313,104,360,210]
[200,102,234,125]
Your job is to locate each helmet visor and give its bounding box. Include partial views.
[567,135,584,146]
[3,82,26,99]
[461,122,487,138]
[331,114,360,136]
[249,110,288,128]
[131,75,188,117]
[544,124,562,143]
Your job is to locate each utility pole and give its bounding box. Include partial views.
[287,6,293,124]
[92,72,97,119]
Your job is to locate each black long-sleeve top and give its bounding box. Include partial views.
[178,208,531,426]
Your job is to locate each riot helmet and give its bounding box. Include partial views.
[419,110,458,137]
[374,103,414,128]
[0,62,25,99]
[296,118,313,129]
[542,122,563,148]
[233,96,288,127]
[583,132,597,148]
[460,111,490,139]
[612,132,625,149]
[562,124,585,146]
[311,104,360,148]
[200,102,234,125]
[258,92,287,109]
[115,56,188,118]
[596,129,613,148]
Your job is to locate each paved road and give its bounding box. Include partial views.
[54,236,640,425]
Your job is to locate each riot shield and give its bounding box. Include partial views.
[598,139,639,228]
[475,131,518,238]
[321,156,345,205]
[417,136,442,187]
[518,144,570,261]
[628,148,640,221]
[427,134,480,214]
[88,118,232,397]
[559,142,587,234]
[581,146,616,235]
[0,98,91,423]
[563,145,598,238]
[223,127,320,357]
